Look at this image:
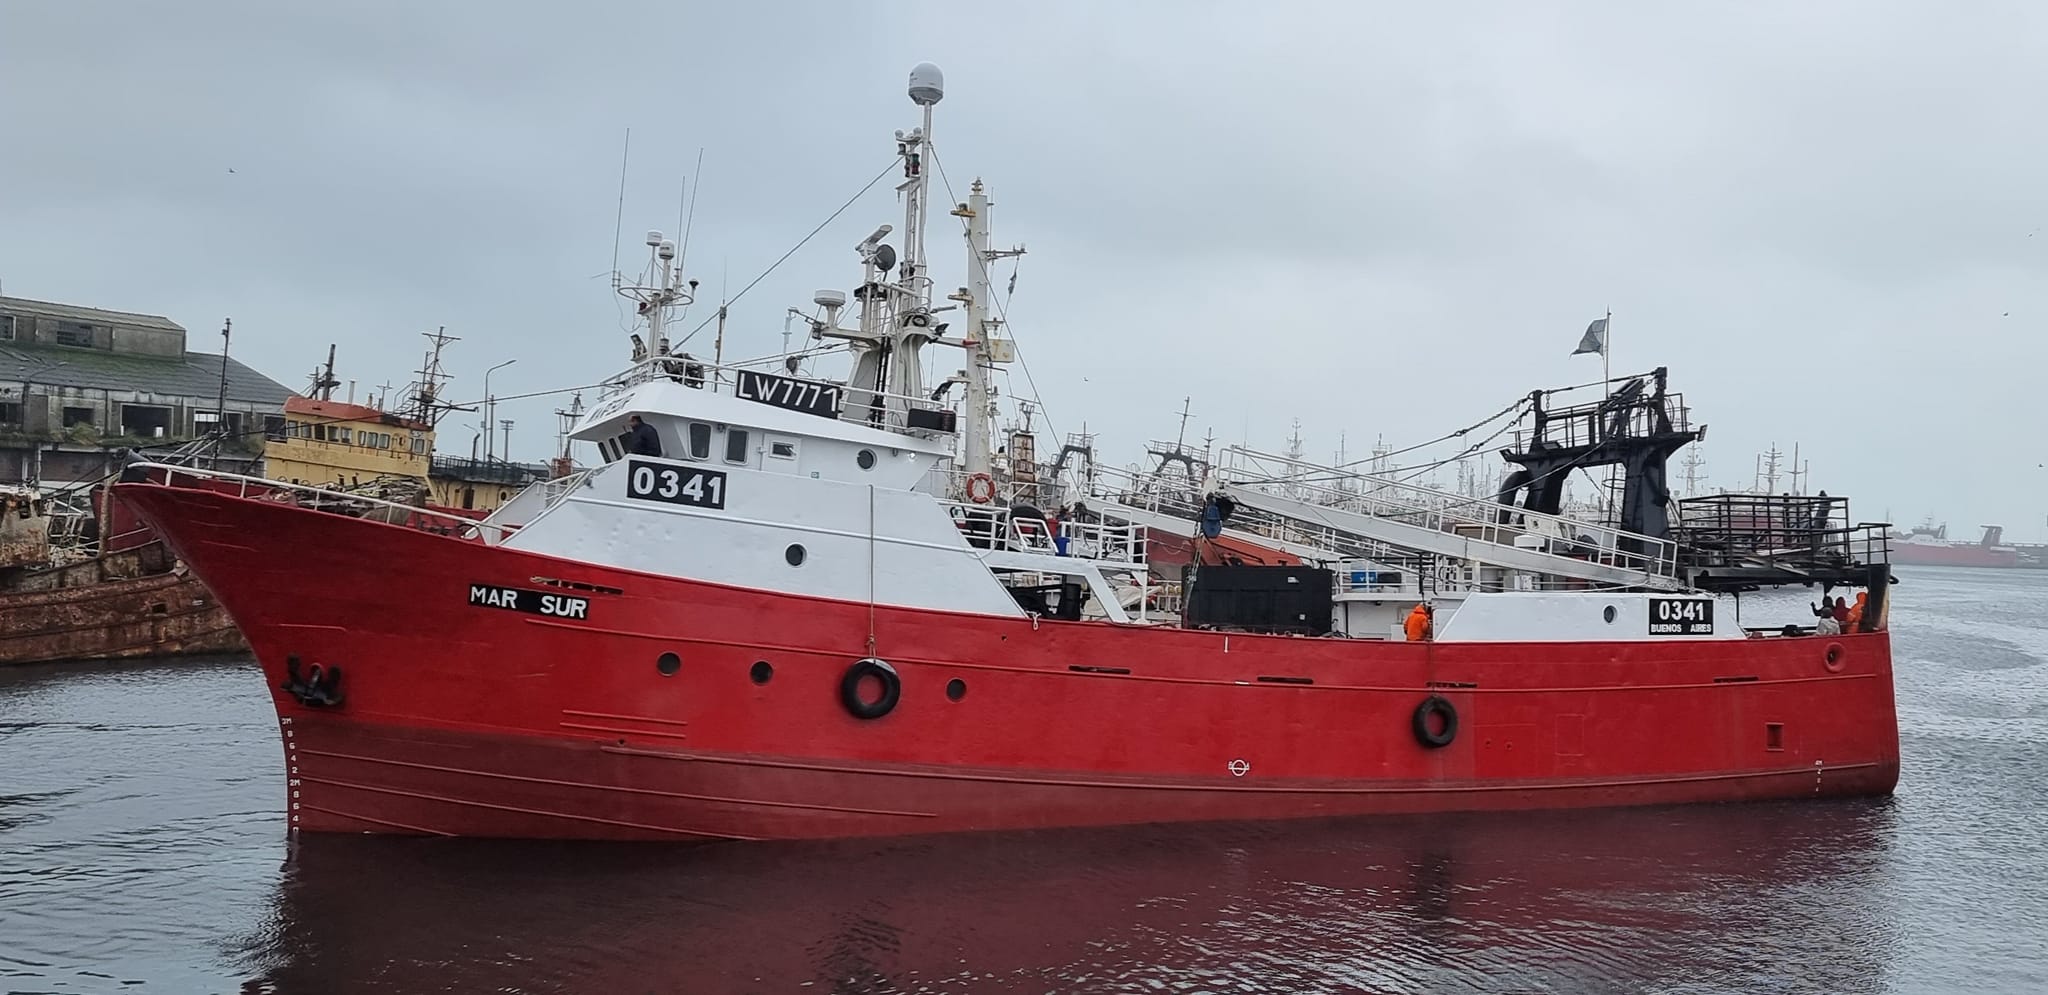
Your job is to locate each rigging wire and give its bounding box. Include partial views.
[1355,396,1529,471]
[1263,396,1532,491]
[675,158,900,348]
[1387,407,1532,484]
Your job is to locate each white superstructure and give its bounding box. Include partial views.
[449,64,1742,644]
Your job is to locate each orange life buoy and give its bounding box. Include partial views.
[965,473,996,504]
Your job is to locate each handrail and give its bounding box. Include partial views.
[598,356,950,428]
[129,462,509,543]
[1220,445,1680,579]
[937,499,1149,567]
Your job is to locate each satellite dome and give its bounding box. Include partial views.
[908,63,944,106]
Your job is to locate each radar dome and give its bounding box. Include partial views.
[908,63,944,106]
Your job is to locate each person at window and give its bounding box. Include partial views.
[626,415,662,457]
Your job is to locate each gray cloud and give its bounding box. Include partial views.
[3,1,2044,532]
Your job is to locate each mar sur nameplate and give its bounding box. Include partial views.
[468,584,590,620]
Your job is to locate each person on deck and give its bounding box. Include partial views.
[1811,599,1841,635]
[1405,603,1433,642]
[1833,596,1850,625]
[626,415,663,457]
[1847,591,1870,632]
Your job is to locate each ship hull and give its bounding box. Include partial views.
[1888,542,2020,568]
[117,481,1901,841]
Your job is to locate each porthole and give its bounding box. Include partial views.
[946,678,967,702]
[785,543,807,567]
[656,652,681,676]
[751,661,774,685]
[856,448,877,470]
[1602,605,1618,624]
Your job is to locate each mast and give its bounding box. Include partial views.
[960,178,994,478]
[1284,420,1306,501]
[410,326,460,428]
[212,318,231,468]
[310,344,339,401]
[1680,446,1706,497]
[823,64,958,432]
[1755,443,1784,492]
[951,172,1027,480]
[882,64,946,419]
[898,75,935,329]
[617,228,696,363]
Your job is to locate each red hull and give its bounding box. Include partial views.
[1888,541,2020,568]
[116,481,1901,841]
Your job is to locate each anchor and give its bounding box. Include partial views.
[280,655,346,708]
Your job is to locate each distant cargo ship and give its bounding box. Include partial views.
[1887,522,2048,569]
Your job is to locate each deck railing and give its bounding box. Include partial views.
[598,354,959,440]
[1219,446,1683,584]
[130,462,512,544]
[938,500,1149,567]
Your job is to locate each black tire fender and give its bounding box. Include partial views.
[840,658,901,720]
[1412,695,1458,748]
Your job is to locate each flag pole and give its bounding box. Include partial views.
[1602,308,1612,397]
[1602,308,1615,521]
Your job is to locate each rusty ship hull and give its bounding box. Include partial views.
[0,539,247,665]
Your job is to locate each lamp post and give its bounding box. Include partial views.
[19,360,70,487]
[481,359,516,462]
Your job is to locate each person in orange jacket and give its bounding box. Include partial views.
[1405,602,1433,642]
[1846,591,1870,632]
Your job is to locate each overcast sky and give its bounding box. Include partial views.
[4,2,2045,535]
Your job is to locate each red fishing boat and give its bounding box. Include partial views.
[1888,522,2026,568]
[113,65,1900,841]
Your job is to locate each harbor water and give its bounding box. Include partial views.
[2,566,2044,993]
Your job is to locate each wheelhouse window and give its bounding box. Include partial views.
[724,428,750,465]
[687,422,712,460]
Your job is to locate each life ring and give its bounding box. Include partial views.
[1823,641,1845,673]
[965,473,997,504]
[1412,695,1458,749]
[839,658,901,720]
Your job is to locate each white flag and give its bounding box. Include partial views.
[1572,318,1608,356]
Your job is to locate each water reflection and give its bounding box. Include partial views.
[240,801,1900,993]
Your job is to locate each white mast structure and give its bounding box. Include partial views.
[805,63,1020,487]
[618,228,697,364]
[952,177,1023,479]
[823,63,946,433]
